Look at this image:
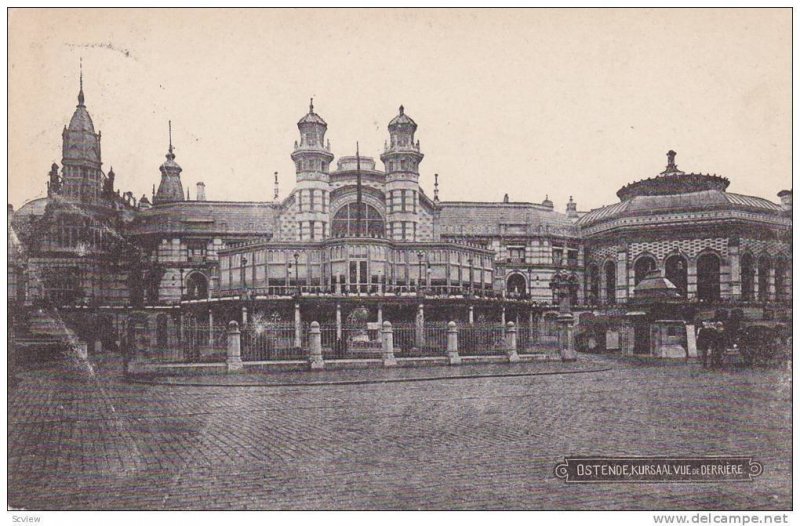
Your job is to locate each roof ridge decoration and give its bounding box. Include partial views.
[616,150,730,201]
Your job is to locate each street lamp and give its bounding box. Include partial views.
[549,251,579,362]
[417,251,424,293]
[294,252,300,295]
[241,255,248,290]
[467,257,474,296]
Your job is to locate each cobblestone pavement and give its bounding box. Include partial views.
[8,352,791,510]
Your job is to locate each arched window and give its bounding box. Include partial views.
[586,264,600,304]
[634,255,657,286]
[156,313,169,348]
[741,253,755,301]
[697,253,721,302]
[506,273,527,298]
[758,256,772,302]
[332,203,385,238]
[665,254,688,297]
[774,259,787,302]
[604,261,616,304]
[186,273,208,299]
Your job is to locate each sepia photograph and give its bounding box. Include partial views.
[5,7,793,519]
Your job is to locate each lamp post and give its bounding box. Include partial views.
[467,257,473,296]
[549,250,579,361]
[241,255,248,291]
[417,251,424,295]
[294,252,300,296]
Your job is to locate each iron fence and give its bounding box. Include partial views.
[460,323,510,356]
[181,323,228,363]
[241,321,304,361]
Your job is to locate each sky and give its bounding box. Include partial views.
[7,8,792,213]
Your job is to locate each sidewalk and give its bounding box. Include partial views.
[129,357,611,387]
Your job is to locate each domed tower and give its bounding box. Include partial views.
[290,99,334,240]
[61,65,103,203]
[380,105,424,241]
[153,121,185,205]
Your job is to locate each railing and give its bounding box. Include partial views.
[240,322,303,361]
[459,323,510,356]
[214,284,501,299]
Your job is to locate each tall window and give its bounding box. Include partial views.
[604,261,616,304]
[665,255,688,297]
[741,253,755,301]
[697,253,721,302]
[331,203,385,238]
[758,256,771,302]
[634,255,657,286]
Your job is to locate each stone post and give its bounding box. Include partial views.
[506,321,520,362]
[308,321,324,370]
[501,305,506,338]
[447,321,461,365]
[381,321,397,367]
[468,305,474,325]
[208,310,214,347]
[335,302,342,340]
[294,302,302,348]
[557,313,577,361]
[226,320,243,372]
[377,304,383,326]
[415,303,425,349]
[242,305,248,325]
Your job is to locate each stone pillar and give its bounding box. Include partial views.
[501,305,506,338]
[377,304,383,326]
[468,305,474,324]
[528,309,535,344]
[242,305,248,325]
[226,320,243,372]
[415,303,425,348]
[506,321,520,363]
[308,321,324,370]
[381,321,397,367]
[753,265,760,300]
[208,310,214,347]
[617,248,628,303]
[179,312,184,343]
[557,313,577,361]
[768,267,776,301]
[447,321,461,365]
[727,242,741,301]
[335,302,342,340]
[687,258,698,300]
[294,302,302,348]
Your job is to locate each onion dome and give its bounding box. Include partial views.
[153,121,184,205]
[388,105,417,132]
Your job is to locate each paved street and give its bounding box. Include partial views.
[8,352,791,510]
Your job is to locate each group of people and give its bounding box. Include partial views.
[696,322,728,368]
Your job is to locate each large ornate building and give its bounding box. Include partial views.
[9,77,792,353]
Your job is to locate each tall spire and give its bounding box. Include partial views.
[434,173,440,202]
[168,120,174,159]
[273,171,279,202]
[77,57,85,106]
[309,97,314,113]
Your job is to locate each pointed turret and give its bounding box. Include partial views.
[153,121,185,205]
[60,60,103,202]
